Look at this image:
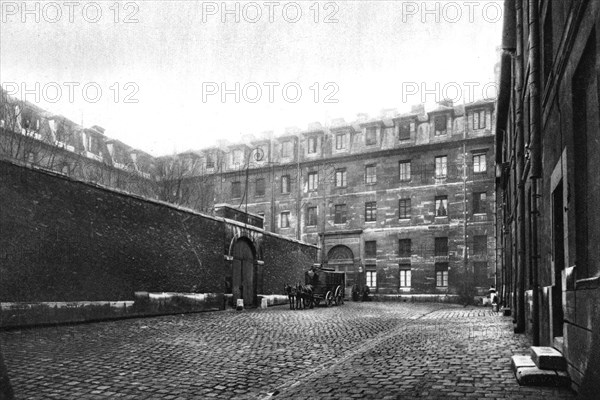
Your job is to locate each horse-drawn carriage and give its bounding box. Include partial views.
[285,264,345,309]
[305,264,345,307]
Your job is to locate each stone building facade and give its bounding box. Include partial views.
[191,99,497,299]
[496,0,600,394]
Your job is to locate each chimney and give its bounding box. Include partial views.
[307,121,323,132]
[438,99,454,108]
[411,104,425,115]
[356,113,369,122]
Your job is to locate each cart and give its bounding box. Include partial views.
[305,264,345,307]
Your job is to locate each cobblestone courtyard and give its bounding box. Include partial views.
[1,302,575,399]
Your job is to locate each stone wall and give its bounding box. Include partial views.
[0,160,317,328]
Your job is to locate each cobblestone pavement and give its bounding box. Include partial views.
[1,302,576,399]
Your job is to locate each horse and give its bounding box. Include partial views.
[284,284,296,310]
[295,283,314,309]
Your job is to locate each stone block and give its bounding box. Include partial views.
[515,366,568,387]
[530,346,567,371]
[510,355,536,371]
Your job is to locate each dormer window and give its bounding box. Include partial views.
[281,141,292,158]
[473,110,487,130]
[307,137,317,154]
[232,149,243,166]
[434,115,448,136]
[206,154,215,169]
[85,134,101,155]
[398,120,413,141]
[365,127,377,145]
[335,133,347,150]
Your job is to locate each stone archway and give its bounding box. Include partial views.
[232,237,256,307]
[327,245,357,291]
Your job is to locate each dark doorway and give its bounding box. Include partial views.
[552,181,565,338]
[232,238,255,307]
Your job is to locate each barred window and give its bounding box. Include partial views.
[334,204,347,224]
[399,160,411,181]
[473,192,487,214]
[308,172,318,191]
[280,212,290,228]
[231,181,241,199]
[281,175,290,194]
[399,239,411,258]
[306,207,317,226]
[365,164,377,184]
[399,198,411,219]
[435,237,449,257]
[435,156,447,178]
[473,153,487,173]
[255,178,265,197]
[335,169,347,188]
[435,196,448,217]
[365,201,377,222]
[399,265,411,288]
[436,263,449,287]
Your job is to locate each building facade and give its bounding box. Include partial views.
[194,99,497,299]
[496,0,600,393]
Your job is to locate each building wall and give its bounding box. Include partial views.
[206,101,497,298]
[495,0,600,393]
[0,160,317,326]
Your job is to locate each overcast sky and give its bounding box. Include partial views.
[1,1,503,156]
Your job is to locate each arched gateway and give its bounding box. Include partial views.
[231,237,256,307]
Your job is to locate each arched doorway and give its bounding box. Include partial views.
[232,238,256,307]
[327,245,357,291]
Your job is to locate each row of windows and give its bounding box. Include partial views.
[363,236,488,258]
[297,193,486,226]
[224,114,491,165]
[366,260,488,289]
[231,154,488,198]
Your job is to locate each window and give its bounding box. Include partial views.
[435,263,449,287]
[435,156,447,178]
[231,181,241,199]
[435,237,448,257]
[473,192,487,214]
[335,169,347,188]
[435,115,447,135]
[281,175,290,194]
[473,153,487,173]
[366,269,376,288]
[307,137,317,154]
[399,160,411,181]
[399,239,411,258]
[86,134,100,155]
[399,199,411,219]
[334,204,347,224]
[365,127,377,145]
[473,110,487,130]
[474,235,487,256]
[335,133,347,150]
[399,265,411,288]
[280,212,290,228]
[435,196,448,217]
[206,154,215,169]
[281,141,292,158]
[308,172,318,191]
[232,149,243,166]
[255,178,265,197]
[365,241,377,258]
[365,164,377,184]
[365,201,377,222]
[306,207,317,226]
[398,120,412,140]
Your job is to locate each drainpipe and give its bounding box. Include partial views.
[528,0,541,346]
[514,0,526,333]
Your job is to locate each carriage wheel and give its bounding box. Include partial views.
[325,291,333,307]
